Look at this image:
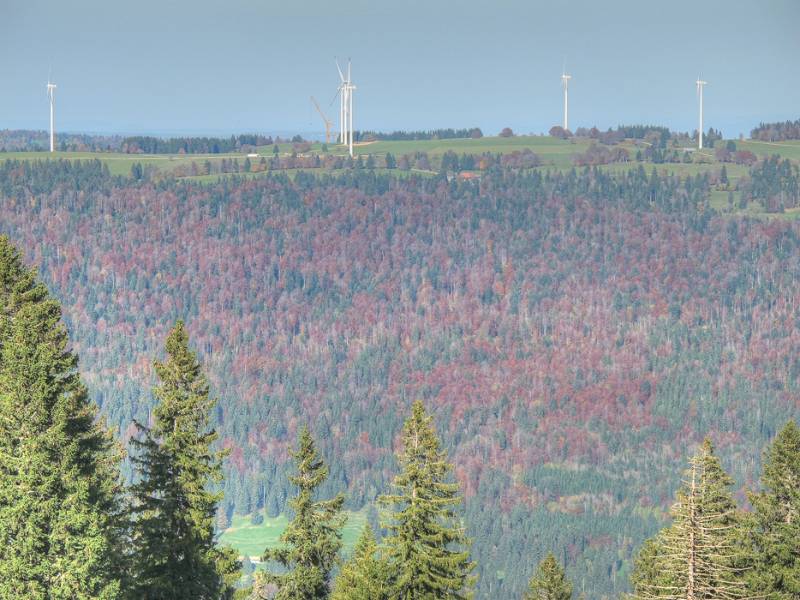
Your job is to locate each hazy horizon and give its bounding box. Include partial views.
[2,0,798,138]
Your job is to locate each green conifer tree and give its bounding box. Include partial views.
[380,400,476,600]
[630,536,674,600]
[747,420,800,599]
[130,321,238,599]
[258,426,345,600]
[524,552,573,600]
[631,438,748,600]
[0,236,126,600]
[331,525,391,600]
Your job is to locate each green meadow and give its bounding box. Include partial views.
[218,510,369,560]
[346,135,594,168]
[736,139,800,162]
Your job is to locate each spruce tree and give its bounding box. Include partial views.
[524,552,573,600]
[258,426,345,600]
[631,438,749,600]
[331,524,391,600]
[748,420,800,599]
[380,400,476,600]
[0,236,126,599]
[630,536,674,600]
[130,321,238,599]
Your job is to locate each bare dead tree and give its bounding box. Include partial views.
[632,440,755,600]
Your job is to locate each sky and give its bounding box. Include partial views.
[1,0,798,138]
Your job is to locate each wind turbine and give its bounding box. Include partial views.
[335,59,356,157]
[696,77,708,150]
[561,70,572,131]
[47,80,57,152]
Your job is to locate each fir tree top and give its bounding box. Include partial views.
[748,420,800,599]
[151,320,216,443]
[331,525,390,600]
[758,420,800,516]
[524,553,573,600]
[380,400,476,600]
[259,426,345,600]
[130,320,233,600]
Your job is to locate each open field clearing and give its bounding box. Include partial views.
[347,135,594,167]
[736,139,800,161]
[600,161,747,179]
[219,511,368,560]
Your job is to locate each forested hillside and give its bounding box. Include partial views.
[0,160,798,598]
[0,129,124,152]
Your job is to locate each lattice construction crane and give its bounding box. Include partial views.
[310,96,333,145]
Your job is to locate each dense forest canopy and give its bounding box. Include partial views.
[751,119,800,141]
[0,159,798,598]
[120,134,275,154]
[0,130,276,154]
[0,129,125,152]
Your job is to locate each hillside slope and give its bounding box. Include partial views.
[0,162,798,598]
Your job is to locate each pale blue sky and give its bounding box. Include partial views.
[1,0,798,137]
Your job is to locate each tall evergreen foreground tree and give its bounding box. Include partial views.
[380,400,476,600]
[258,426,345,600]
[748,420,800,599]
[631,438,748,600]
[0,236,125,599]
[524,553,573,600]
[130,321,238,599]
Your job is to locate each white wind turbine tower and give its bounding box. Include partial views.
[696,77,708,150]
[561,70,572,131]
[347,61,355,158]
[47,80,57,153]
[335,59,356,157]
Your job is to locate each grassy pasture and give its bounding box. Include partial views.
[350,136,593,168]
[736,140,800,162]
[218,510,368,560]
[600,161,748,180]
